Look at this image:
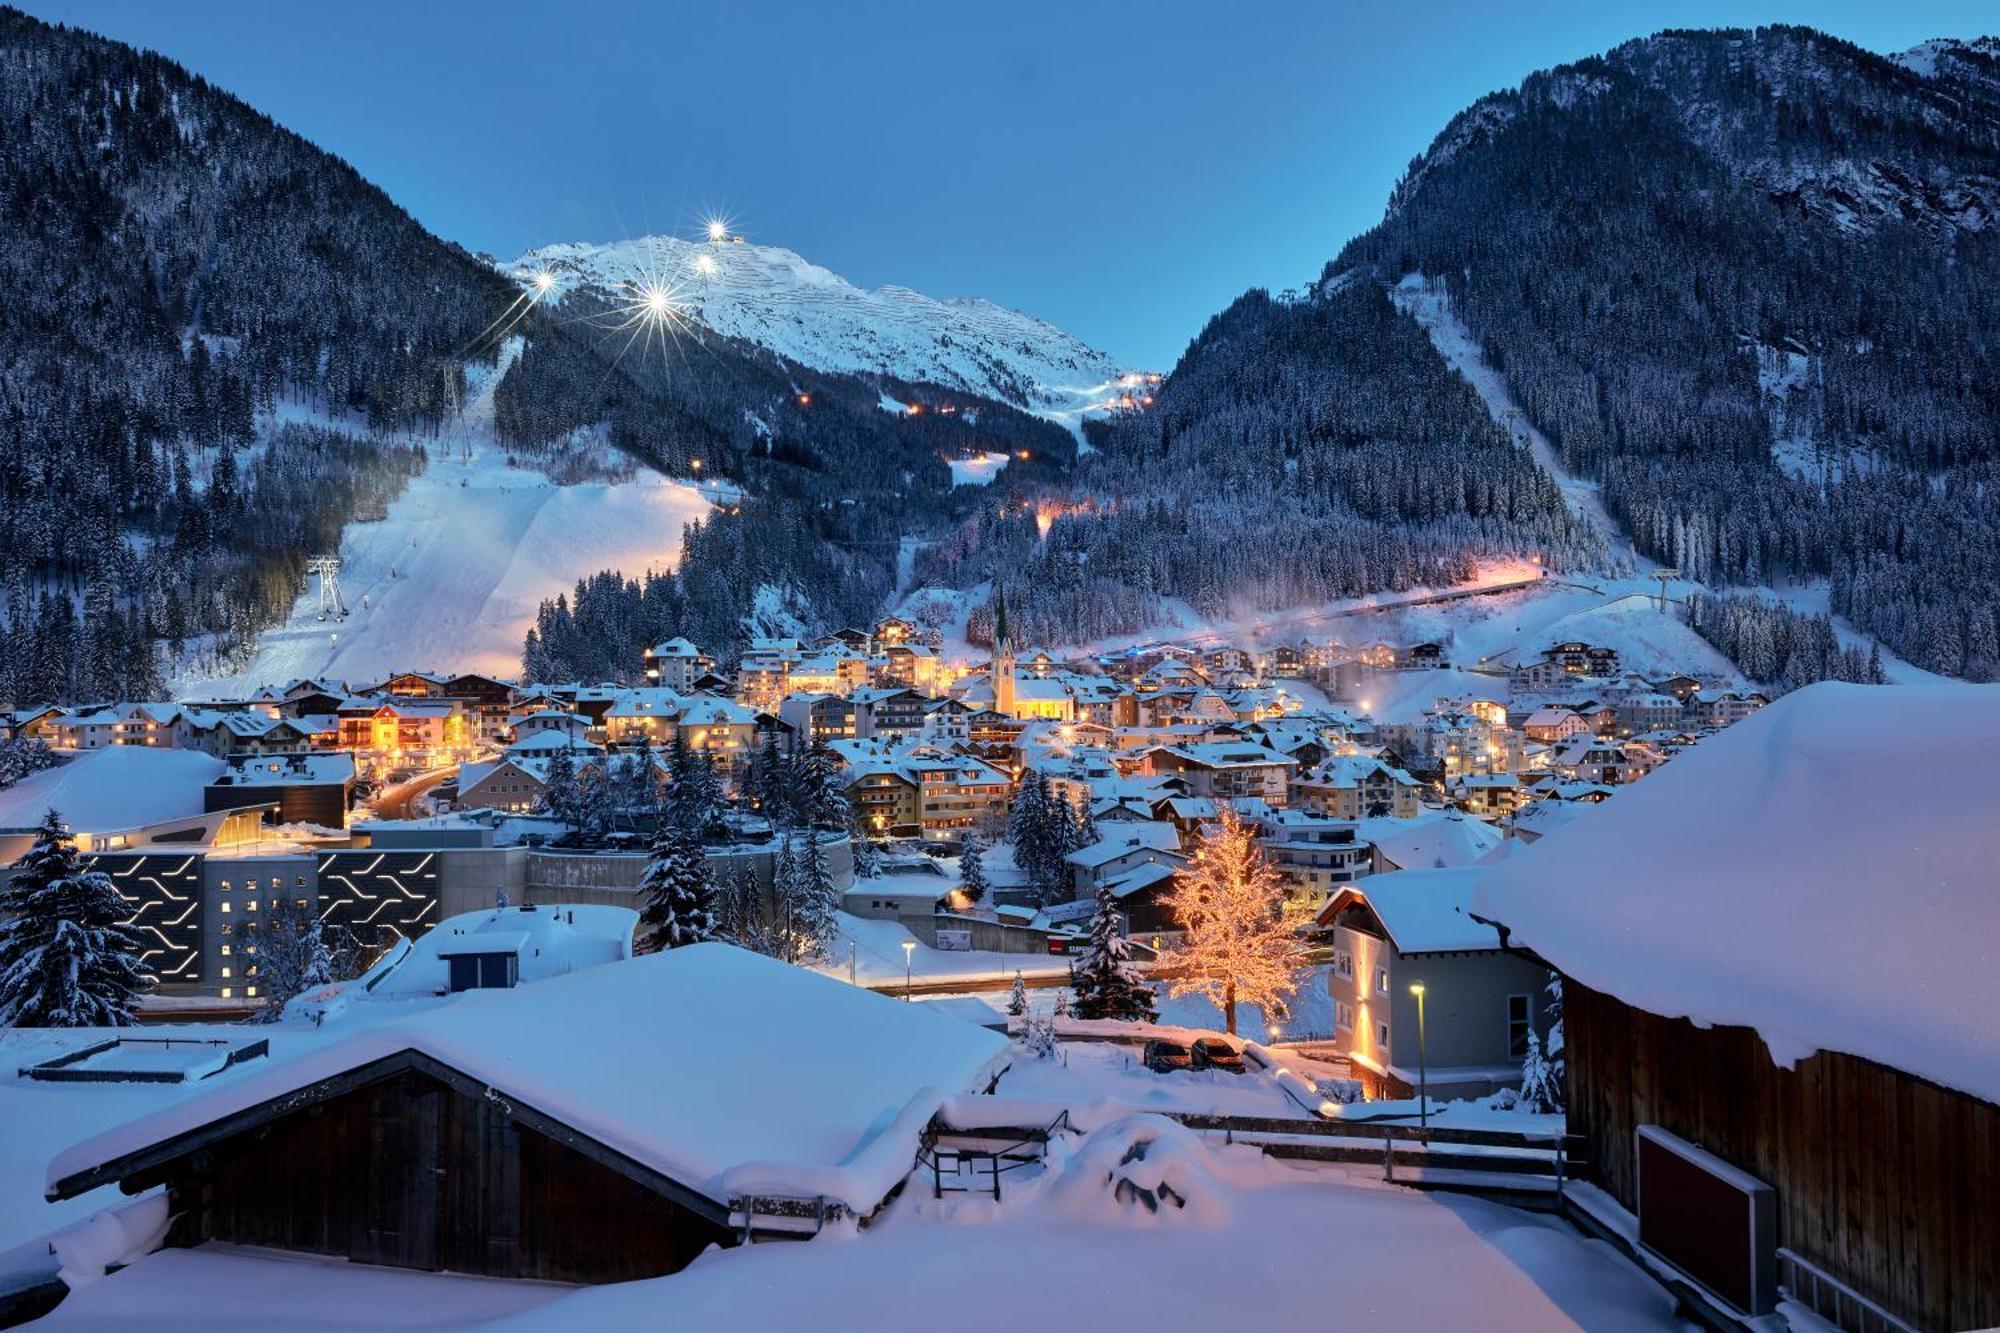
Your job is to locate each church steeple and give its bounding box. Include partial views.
[991,584,1017,718]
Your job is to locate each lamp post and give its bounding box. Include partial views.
[901,939,916,1000]
[1408,982,1430,1132]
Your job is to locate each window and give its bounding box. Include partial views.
[1335,1001,1354,1030]
[219,901,232,914]
[1334,950,1353,979]
[1375,1021,1390,1048]
[220,987,233,999]
[1508,994,1532,1059]
[246,987,258,998]
[1375,967,1389,995]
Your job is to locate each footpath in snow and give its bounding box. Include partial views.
[183,340,712,693]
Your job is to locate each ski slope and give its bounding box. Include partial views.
[511,234,1136,431]
[183,341,711,693]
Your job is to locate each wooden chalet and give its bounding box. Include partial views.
[1478,683,2000,1332]
[45,945,1007,1290]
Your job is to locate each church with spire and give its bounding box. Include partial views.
[991,583,1017,718]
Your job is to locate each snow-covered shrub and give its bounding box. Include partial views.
[1022,1016,1058,1059]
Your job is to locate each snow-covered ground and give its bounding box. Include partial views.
[181,340,711,693]
[510,234,1136,431]
[946,451,1013,487]
[478,1122,1684,1332]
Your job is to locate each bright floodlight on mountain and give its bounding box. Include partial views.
[706,218,728,242]
[532,270,555,295]
[695,254,717,276]
[643,284,673,317]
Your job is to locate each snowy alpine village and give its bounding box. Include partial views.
[0,6,1997,1332]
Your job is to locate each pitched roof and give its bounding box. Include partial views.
[1478,681,2000,1105]
[49,945,1008,1211]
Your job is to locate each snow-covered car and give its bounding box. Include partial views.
[1143,1039,1194,1074]
[1191,1038,1244,1074]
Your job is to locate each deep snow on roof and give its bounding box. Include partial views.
[0,748,224,833]
[1347,867,1501,955]
[50,945,1007,1208]
[1476,681,2000,1105]
[1362,812,1502,870]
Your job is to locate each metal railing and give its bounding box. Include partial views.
[918,1109,1072,1203]
[1776,1248,1917,1333]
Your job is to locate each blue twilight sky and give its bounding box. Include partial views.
[21,1,2000,368]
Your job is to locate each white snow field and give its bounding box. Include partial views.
[1479,680,2000,1105]
[186,340,711,693]
[481,1122,1683,1332]
[511,234,1136,429]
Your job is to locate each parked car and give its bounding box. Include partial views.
[1143,1039,1194,1074]
[1191,1037,1245,1074]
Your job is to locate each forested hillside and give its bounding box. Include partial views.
[931,27,2000,675]
[0,6,531,700]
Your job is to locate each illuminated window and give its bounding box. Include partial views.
[1375,968,1389,995]
[220,901,232,914]
[246,987,258,998]
[220,987,233,999]
[220,967,231,979]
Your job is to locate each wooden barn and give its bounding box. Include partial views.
[46,944,1008,1288]
[1477,683,2000,1332]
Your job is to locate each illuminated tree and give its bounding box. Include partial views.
[1163,804,1306,1036]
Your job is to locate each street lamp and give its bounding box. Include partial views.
[1408,982,1430,1132]
[901,939,916,1000]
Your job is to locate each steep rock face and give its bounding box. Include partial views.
[1112,25,2000,677]
[511,234,1131,422]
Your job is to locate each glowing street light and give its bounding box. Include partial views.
[901,938,916,1000]
[1408,981,1430,1132]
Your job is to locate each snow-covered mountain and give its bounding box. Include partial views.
[508,234,1135,426]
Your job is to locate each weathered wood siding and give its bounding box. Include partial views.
[1568,980,1999,1332]
[166,1066,728,1284]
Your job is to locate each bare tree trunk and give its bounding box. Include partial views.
[1225,980,1238,1036]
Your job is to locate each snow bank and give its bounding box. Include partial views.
[1477,681,2000,1104]
[0,748,223,833]
[50,1194,168,1289]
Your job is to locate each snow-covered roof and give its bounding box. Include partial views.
[0,748,225,833]
[1477,681,2000,1106]
[370,904,635,994]
[1064,823,1183,867]
[1362,812,1502,870]
[210,754,356,787]
[1336,867,1501,955]
[50,944,1008,1209]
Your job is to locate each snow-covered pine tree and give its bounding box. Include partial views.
[849,816,881,879]
[1007,971,1028,1017]
[1544,971,1566,1109]
[0,738,58,790]
[959,836,990,905]
[1163,804,1306,1036]
[791,743,848,829]
[1070,885,1157,1022]
[637,824,718,951]
[0,810,147,1026]
[1052,988,1070,1018]
[536,746,581,833]
[257,888,332,1022]
[790,832,840,963]
[573,763,615,847]
[1517,1030,1561,1113]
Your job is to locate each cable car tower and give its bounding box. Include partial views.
[308,556,349,622]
